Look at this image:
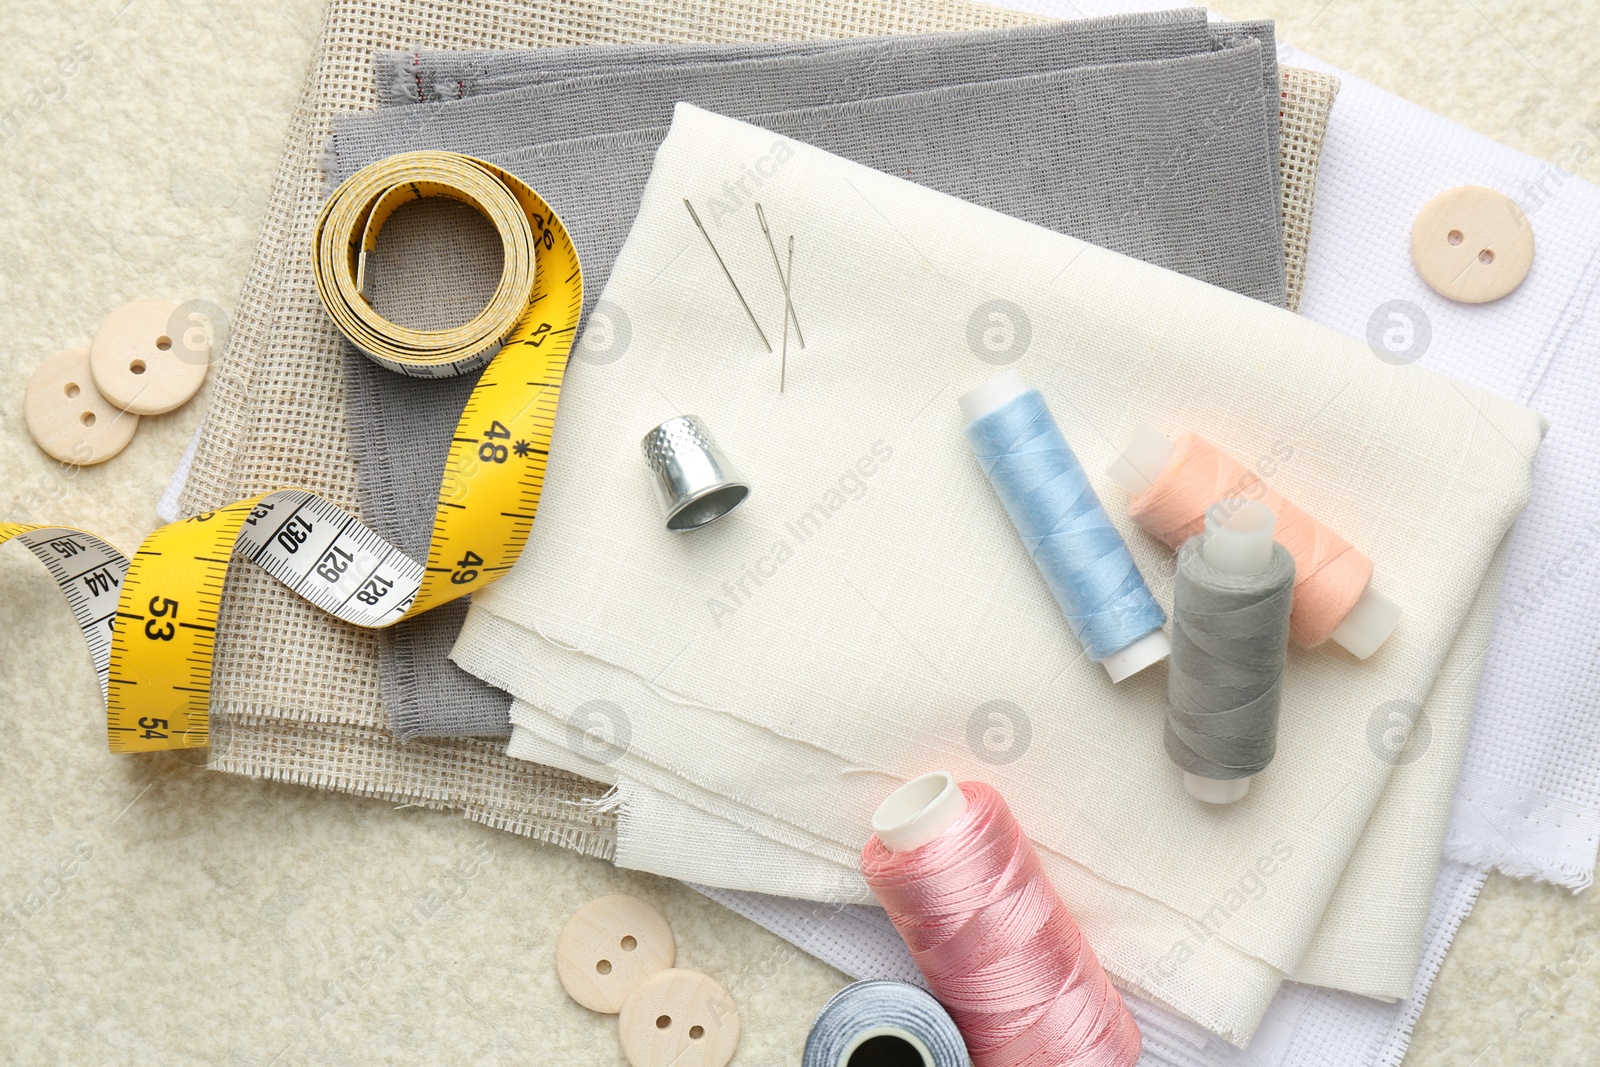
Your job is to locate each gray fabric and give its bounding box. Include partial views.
[1166,537,1296,780]
[379,14,1281,174]
[338,12,1286,739]
[1206,19,1280,167]
[340,13,1279,178]
[375,37,853,105]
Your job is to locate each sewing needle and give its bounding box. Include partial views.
[684,198,771,352]
[756,202,806,349]
[781,235,794,393]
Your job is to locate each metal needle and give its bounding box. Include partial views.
[756,202,805,348]
[781,235,794,394]
[684,198,771,352]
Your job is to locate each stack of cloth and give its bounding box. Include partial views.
[169,0,1078,857]
[162,0,1600,1064]
[167,1,1337,872]
[335,10,1302,739]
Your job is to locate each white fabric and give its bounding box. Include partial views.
[1290,63,1600,895]
[454,103,1543,1043]
[507,524,1514,995]
[675,5,1600,1062]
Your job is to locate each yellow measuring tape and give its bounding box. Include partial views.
[2,152,581,752]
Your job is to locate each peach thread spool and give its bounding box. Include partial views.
[1105,426,1399,658]
[861,772,1142,1067]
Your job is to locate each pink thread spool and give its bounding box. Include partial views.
[1105,427,1400,657]
[862,773,1142,1067]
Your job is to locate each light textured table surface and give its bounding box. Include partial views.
[0,1,1594,1064]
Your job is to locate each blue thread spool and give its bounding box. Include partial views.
[961,370,1169,682]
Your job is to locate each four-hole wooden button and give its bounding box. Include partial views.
[1410,185,1534,303]
[618,968,740,1067]
[88,298,210,415]
[25,348,140,465]
[556,895,676,1014]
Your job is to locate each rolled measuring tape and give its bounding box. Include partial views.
[2,151,581,752]
[803,981,969,1067]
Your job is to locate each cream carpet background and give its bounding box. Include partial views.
[0,0,1593,1063]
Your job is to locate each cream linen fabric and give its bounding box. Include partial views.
[586,0,1600,1056]
[453,104,1546,1043]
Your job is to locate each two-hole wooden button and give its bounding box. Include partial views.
[88,298,210,415]
[1411,185,1534,303]
[24,348,140,465]
[618,968,740,1067]
[556,895,677,1014]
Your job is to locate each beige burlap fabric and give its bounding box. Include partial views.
[1279,65,1340,314]
[176,0,1337,850]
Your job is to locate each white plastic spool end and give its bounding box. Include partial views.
[872,772,967,853]
[1186,500,1278,804]
[1100,628,1170,683]
[958,368,1029,424]
[1202,500,1277,575]
[1106,423,1176,495]
[1330,584,1401,660]
[1185,772,1251,804]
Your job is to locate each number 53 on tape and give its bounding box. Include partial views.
[3,152,582,751]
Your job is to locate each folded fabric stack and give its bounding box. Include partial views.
[334,9,1295,745]
[168,0,1337,870]
[158,0,1600,1063]
[172,0,1072,855]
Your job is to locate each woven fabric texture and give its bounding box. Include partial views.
[371,29,1337,315]
[337,12,1289,740]
[1276,66,1338,319]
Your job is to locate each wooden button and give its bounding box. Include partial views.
[618,968,740,1067]
[1410,186,1534,303]
[556,895,675,1014]
[25,348,140,465]
[88,299,210,415]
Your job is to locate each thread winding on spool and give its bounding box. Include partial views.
[1106,426,1399,657]
[803,981,968,1067]
[961,370,1169,682]
[862,772,1142,1067]
[1167,501,1295,804]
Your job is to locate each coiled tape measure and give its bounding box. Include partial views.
[1,152,581,751]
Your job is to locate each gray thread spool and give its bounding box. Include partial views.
[802,980,968,1067]
[1166,500,1295,804]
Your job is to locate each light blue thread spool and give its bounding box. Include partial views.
[803,981,969,1067]
[961,370,1169,682]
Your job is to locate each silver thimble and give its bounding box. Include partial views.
[641,415,751,531]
